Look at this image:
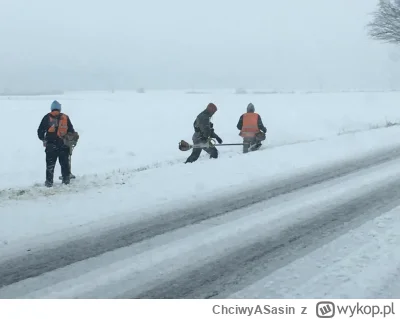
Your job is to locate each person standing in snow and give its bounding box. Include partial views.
[237,103,267,153]
[37,100,77,187]
[185,103,223,163]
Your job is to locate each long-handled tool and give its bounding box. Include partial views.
[179,138,247,151]
[59,144,76,180]
[59,132,79,180]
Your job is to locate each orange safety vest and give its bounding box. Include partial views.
[48,111,69,138]
[240,113,259,137]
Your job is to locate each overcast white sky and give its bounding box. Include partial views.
[0,0,399,91]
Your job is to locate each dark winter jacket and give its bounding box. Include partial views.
[193,109,221,140]
[236,113,267,133]
[37,112,75,147]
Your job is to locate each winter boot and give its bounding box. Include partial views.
[45,180,53,187]
[62,177,70,185]
[253,142,262,151]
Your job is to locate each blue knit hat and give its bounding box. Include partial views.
[51,100,61,111]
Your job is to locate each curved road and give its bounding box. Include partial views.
[1,146,400,298]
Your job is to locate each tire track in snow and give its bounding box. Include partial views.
[132,178,400,298]
[1,146,400,289]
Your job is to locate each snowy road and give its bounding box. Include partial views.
[1,146,400,298]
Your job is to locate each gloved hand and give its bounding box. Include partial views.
[215,136,223,144]
[41,139,47,147]
[199,136,209,144]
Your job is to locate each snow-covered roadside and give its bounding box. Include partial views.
[2,126,400,256]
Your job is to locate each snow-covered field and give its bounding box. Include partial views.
[2,90,400,298]
[2,89,400,191]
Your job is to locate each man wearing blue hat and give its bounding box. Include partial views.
[37,100,77,187]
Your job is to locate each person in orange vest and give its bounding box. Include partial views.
[237,103,267,153]
[37,100,76,187]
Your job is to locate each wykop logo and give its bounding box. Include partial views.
[316,301,335,318]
